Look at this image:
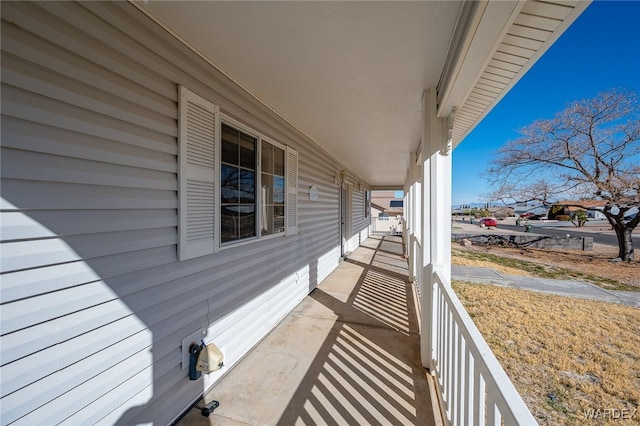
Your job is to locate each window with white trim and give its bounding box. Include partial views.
[260,140,286,236]
[364,190,370,218]
[178,86,298,260]
[221,123,257,243]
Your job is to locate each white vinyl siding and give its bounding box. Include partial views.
[178,86,219,260]
[0,2,366,425]
[351,187,371,249]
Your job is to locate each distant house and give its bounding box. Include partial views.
[557,200,608,219]
[370,191,403,235]
[371,191,404,218]
[513,201,549,217]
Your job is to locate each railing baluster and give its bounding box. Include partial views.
[486,397,503,426]
[457,333,465,425]
[465,351,474,426]
[477,371,486,426]
[451,321,459,426]
[446,304,453,416]
[441,299,449,413]
[439,286,445,376]
[429,271,537,425]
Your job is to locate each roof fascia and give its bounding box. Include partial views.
[437,1,525,119]
[452,0,591,144]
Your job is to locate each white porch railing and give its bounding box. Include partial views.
[431,270,537,425]
[369,216,402,235]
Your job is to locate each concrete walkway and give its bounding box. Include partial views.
[177,235,441,426]
[452,265,640,308]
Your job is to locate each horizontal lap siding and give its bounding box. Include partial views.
[0,2,357,425]
[1,2,174,423]
[348,188,370,252]
[352,189,370,235]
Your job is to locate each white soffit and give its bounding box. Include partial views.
[135,0,589,187]
[135,1,462,187]
[442,0,591,147]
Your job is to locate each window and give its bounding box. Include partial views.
[261,140,285,236]
[364,190,370,218]
[178,86,298,260]
[221,124,257,243]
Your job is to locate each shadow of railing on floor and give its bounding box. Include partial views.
[277,236,437,426]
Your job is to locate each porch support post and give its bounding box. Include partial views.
[420,88,452,370]
[404,151,421,283]
[404,154,414,282]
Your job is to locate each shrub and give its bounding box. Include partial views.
[571,210,588,227]
[548,204,568,219]
[555,214,571,221]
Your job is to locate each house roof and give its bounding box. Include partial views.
[558,200,609,211]
[372,191,404,214]
[136,1,590,189]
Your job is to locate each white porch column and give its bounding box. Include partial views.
[404,155,414,282]
[420,88,452,370]
[404,150,422,284]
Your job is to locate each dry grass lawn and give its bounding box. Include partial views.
[452,244,640,291]
[452,252,533,277]
[453,281,640,425]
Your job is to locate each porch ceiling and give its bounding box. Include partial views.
[136,1,589,189]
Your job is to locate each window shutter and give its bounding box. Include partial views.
[285,147,298,235]
[178,86,219,260]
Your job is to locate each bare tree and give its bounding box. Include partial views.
[485,89,640,261]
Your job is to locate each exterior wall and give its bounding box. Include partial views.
[514,203,548,217]
[372,205,385,217]
[0,2,369,425]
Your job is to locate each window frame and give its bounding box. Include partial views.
[259,137,287,238]
[218,115,289,249]
[220,118,261,250]
[178,86,298,261]
[364,190,370,218]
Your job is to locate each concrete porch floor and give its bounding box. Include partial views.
[176,235,441,425]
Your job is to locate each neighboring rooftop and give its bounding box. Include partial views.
[557,200,609,210]
[371,191,404,216]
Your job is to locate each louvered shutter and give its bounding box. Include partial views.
[285,147,298,235]
[178,86,219,260]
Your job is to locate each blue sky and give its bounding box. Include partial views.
[452,0,640,206]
